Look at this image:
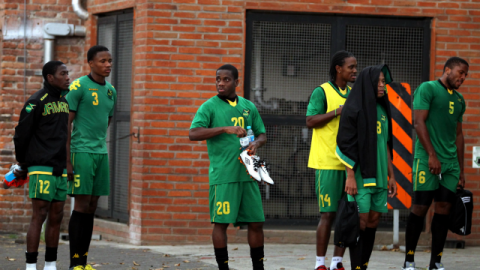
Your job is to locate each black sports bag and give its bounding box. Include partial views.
[449,188,473,236]
[334,194,360,248]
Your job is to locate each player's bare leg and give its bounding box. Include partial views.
[317,212,346,269]
[26,199,51,269]
[212,223,230,270]
[248,222,264,270]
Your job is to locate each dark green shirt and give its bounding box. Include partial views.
[190,96,266,185]
[355,103,390,189]
[413,80,465,163]
[66,75,117,154]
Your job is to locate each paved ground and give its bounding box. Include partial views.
[1,233,479,270]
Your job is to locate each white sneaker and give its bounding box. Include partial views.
[428,262,445,270]
[44,261,57,270]
[254,157,274,185]
[240,150,261,181]
[402,261,415,270]
[26,263,37,270]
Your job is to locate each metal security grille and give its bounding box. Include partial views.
[246,12,430,228]
[346,25,425,91]
[250,21,331,116]
[96,10,133,223]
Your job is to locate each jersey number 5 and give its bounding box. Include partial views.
[449,101,454,114]
[231,117,244,128]
[92,92,99,106]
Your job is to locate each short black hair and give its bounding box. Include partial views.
[329,50,355,81]
[87,45,109,62]
[217,64,238,80]
[42,60,65,81]
[444,57,469,72]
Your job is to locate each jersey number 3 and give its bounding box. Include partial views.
[92,92,99,106]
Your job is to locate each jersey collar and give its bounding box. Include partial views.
[437,79,454,95]
[328,81,350,98]
[88,74,107,86]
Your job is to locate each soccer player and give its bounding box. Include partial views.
[189,64,267,270]
[306,50,357,270]
[66,45,116,270]
[336,65,397,270]
[403,57,468,270]
[14,61,70,270]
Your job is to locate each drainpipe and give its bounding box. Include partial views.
[252,29,278,110]
[43,23,86,64]
[72,0,89,20]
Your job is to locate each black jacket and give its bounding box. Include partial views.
[336,64,393,185]
[14,82,69,176]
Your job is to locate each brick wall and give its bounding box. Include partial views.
[2,0,480,246]
[0,0,85,231]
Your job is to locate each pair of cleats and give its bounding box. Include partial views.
[403,261,445,270]
[315,263,345,270]
[239,150,274,185]
[70,265,96,270]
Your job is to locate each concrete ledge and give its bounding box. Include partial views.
[93,218,130,244]
[232,230,431,246]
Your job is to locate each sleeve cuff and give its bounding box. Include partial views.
[335,146,355,169]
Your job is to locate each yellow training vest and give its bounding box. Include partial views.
[308,82,350,170]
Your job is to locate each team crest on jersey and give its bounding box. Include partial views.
[243,109,250,118]
[107,89,113,99]
[25,103,36,113]
[381,115,386,121]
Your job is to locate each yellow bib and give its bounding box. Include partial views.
[308,82,350,170]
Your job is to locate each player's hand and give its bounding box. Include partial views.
[246,141,259,155]
[428,155,441,175]
[224,126,247,138]
[458,171,465,188]
[388,177,397,198]
[345,175,357,196]
[336,105,343,116]
[13,167,28,180]
[67,161,74,182]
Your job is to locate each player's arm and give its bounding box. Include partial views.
[414,109,441,175]
[345,166,357,196]
[14,100,40,168]
[66,111,76,182]
[306,107,343,129]
[387,145,397,198]
[455,122,465,188]
[189,126,246,141]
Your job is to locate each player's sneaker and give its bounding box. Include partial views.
[331,262,345,270]
[240,150,261,181]
[84,265,96,270]
[254,157,274,185]
[26,263,37,270]
[428,262,445,270]
[315,266,328,270]
[402,261,415,270]
[69,266,84,270]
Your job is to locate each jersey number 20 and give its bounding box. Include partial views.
[231,117,244,128]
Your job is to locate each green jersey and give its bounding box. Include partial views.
[190,96,266,185]
[66,75,117,153]
[355,103,389,189]
[413,80,465,162]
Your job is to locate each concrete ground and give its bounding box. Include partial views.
[1,233,479,270]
